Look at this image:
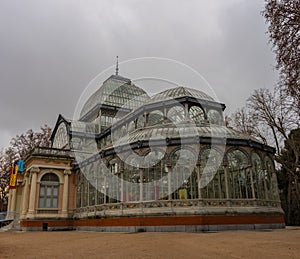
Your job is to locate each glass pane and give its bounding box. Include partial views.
[46,187,52,196]
[41,173,59,182]
[53,187,58,196]
[167,106,185,123]
[40,186,45,196]
[52,198,58,208]
[207,110,222,125]
[189,106,205,124]
[148,110,164,126]
[46,198,51,208]
[39,198,44,208]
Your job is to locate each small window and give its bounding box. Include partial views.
[39,173,59,208]
[189,106,205,124]
[207,109,222,125]
[148,110,164,126]
[167,106,185,123]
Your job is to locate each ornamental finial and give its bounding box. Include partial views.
[115,56,119,75]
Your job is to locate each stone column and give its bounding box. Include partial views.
[10,189,17,218]
[62,169,71,217]
[21,172,30,218]
[6,190,12,219]
[27,167,39,218]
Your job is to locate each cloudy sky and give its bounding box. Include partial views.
[0,0,278,150]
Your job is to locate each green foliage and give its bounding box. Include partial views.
[277,128,300,225]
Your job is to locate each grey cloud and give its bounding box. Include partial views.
[0,0,277,149]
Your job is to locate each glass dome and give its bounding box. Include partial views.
[80,75,150,118]
[148,86,215,104]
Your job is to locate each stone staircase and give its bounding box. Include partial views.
[0,219,21,232]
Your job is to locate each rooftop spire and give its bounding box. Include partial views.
[115,56,119,75]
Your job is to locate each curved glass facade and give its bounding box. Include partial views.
[73,78,281,221]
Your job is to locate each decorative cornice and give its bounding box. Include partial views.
[30,167,40,174]
[64,169,72,176]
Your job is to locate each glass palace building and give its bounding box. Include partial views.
[7,74,284,231]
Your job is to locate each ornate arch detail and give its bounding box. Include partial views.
[264,155,275,170]
[199,146,224,157]
[224,147,250,165]
[140,147,166,157]
[199,147,224,166]
[37,169,64,184]
[169,146,198,163]
[249,149,264,164]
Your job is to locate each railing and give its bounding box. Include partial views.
[74,199,282,219]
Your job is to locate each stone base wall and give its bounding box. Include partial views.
[20,214,285,232]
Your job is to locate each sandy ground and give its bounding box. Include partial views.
[0,227,299,259]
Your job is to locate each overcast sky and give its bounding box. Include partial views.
[0,0,278,150]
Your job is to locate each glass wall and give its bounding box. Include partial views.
[252,153,265,199]
[123,155,140,202]
[189,106,205,125]
[171,149,197,199]
[75,148,279,208]
[227,149,252,199]
[200,149,225,199]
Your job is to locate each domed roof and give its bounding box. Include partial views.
[80,75,150,118]
[112,125,261,147]
[148,86,215,104]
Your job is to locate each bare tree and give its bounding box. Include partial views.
[229,86,300,225]
[263,0,300,111]
[247,87,298,153]
[229,107,269,145]
[0,125,52,210]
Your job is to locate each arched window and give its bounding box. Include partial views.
[167,105,185,124]
[120,126,127,136]
[189,106,205,125]
[127,121,135,132]
[207,109,222,125]
[252,153,265,199]
[137,115,145,129]
[123,155,140,202]
[265,156,279,201]
[200,149,225,199]
[142,150,166,200]
[171,149,197,200]
[39,173,59,208]
[148,110,164,127]
[107,159,121,203]
[227,149,251,199]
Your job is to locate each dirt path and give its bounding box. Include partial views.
[0,227,299,258]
